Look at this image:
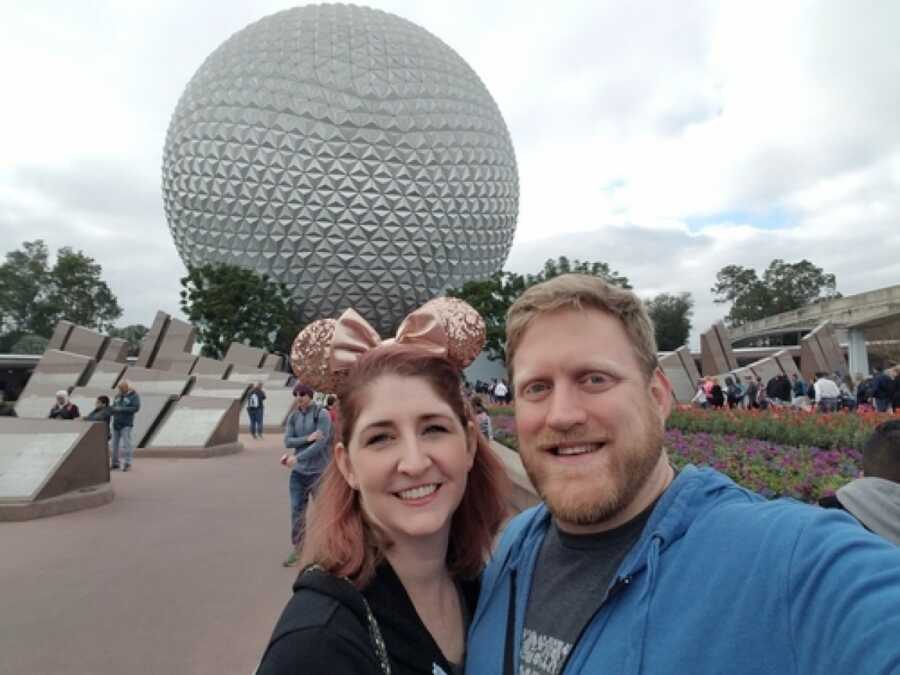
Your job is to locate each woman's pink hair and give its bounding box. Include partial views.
[299,344,510,589]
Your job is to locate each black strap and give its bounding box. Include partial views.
[503,570,517,675]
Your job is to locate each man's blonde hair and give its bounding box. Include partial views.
[506,273,659,382]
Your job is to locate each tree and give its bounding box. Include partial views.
[180,263,298,359]
[0,240,123,343]
[47,247,122,331]
[10,334,49,354]
[711,259,839,326]
[0,240,55,339]
[645,293,693,351]
[447,257,630,363]
[108,324,149,357]
[527,256,631,289]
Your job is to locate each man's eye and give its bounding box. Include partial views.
[582,373,610,387]
[523,382,549,396]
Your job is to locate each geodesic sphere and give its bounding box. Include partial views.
[162,3,518,335]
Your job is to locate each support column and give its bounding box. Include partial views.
[847,327,869,378]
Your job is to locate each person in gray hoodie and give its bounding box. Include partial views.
[820,419,900,545]
[280,383,332,566]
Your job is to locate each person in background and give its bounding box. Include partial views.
[744,377,758,409]
[690,379,707,408]
[280,383,332,567]
[871,367,894,413]
[493,378,509,405]
[49,390,80,420]
[820,419,900,545]
[892,368,900,413]
[324,394,338,427]
[710,378,725,408]
[85,395,112,439]
[755,377,769,410]
[247,381,267,439]
[813,372,841,413]
[110,380,141,472]
[472,395,493,440]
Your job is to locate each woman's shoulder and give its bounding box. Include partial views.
[258,577,380,674]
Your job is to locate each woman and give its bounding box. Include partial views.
[48,390,80,420]
[258,344,508,674]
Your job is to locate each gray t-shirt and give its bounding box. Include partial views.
[520,504,655,675]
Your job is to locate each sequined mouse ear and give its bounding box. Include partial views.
[290,318,343,393]
[417,297,486,369]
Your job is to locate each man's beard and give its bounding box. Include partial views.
[523,413,665,527]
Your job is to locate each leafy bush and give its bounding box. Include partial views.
[666,406,887,451]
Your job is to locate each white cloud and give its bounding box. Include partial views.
[0,0,898,345]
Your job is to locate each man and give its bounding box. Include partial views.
[813,371,841,413]
[246,381,267,439]
[820,419,900,545]
[744,376,758,409]
[48,390,80,419]
[110,379,141,471]
[280,383,332,567]
[872,367,894,413]
[494,378,510,405]
[467,274,900,675]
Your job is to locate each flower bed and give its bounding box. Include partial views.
[667,406,891,451]
[665,429,860,503]
[487,408,861,503]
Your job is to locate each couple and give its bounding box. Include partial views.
[258,275,900,674]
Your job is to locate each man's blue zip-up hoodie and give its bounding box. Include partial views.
[467,466,900,674]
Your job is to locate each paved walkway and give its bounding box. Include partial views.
[0,433,299,675]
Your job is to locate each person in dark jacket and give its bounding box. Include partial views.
[246,381,267,439]
[892,369,900,413]
[710,381,725,408]
[110,380,141,471]
[279,383,332,566]
[48,390,80,419]
[85,395,112,438]
[872,368,894,412]
[258,307,509,675]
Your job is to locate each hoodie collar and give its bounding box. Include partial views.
[837,477,900,545]
[504,465,741,572]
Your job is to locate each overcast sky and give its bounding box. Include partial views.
[2,0,898,348]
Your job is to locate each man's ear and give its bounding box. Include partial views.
[334,443,358,490]
[649,367,674,423]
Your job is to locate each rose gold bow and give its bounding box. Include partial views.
[328,307,448,373]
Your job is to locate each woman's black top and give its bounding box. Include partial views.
[257,563,479,675]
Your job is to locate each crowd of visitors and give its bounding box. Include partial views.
[691,366,900,414]
[473,377,512,404]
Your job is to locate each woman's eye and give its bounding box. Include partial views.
[365,433,391,446]
[423,424,448,435]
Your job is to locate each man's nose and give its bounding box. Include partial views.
[546,382,588,431]
[397,436,432,474]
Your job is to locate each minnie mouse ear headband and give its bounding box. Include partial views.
[290,297,486,393]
